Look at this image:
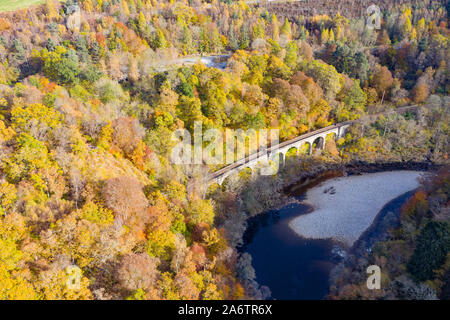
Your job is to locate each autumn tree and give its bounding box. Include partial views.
[102,176,149,233]
[187,199,215,228]
[280,18,292,39]
[38,47,81,85]
[116,253,160,297]
[370,65,394,102]
[111,117,145,157]
[271,14,279,42]
[177,96,203,133]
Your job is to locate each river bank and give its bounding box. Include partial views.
[284,161,438,196]
[351,188,419,255]
[288,171,423,246]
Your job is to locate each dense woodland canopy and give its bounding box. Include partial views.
[0,0,448,299]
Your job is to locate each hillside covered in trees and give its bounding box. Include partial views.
[0,0,448,300]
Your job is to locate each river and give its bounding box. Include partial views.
[240,170,424,300]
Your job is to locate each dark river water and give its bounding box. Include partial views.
[240,190,417,300]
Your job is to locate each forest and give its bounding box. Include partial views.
[0,0,448,300]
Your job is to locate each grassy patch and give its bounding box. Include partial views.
[0,0,46,13]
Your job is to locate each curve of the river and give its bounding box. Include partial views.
[241,170,424,300]
[289,171,422,246]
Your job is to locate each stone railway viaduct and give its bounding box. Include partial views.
[205,105,421,187]
[208,121,352,185]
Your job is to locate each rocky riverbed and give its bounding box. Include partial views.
[288,171,423,246]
